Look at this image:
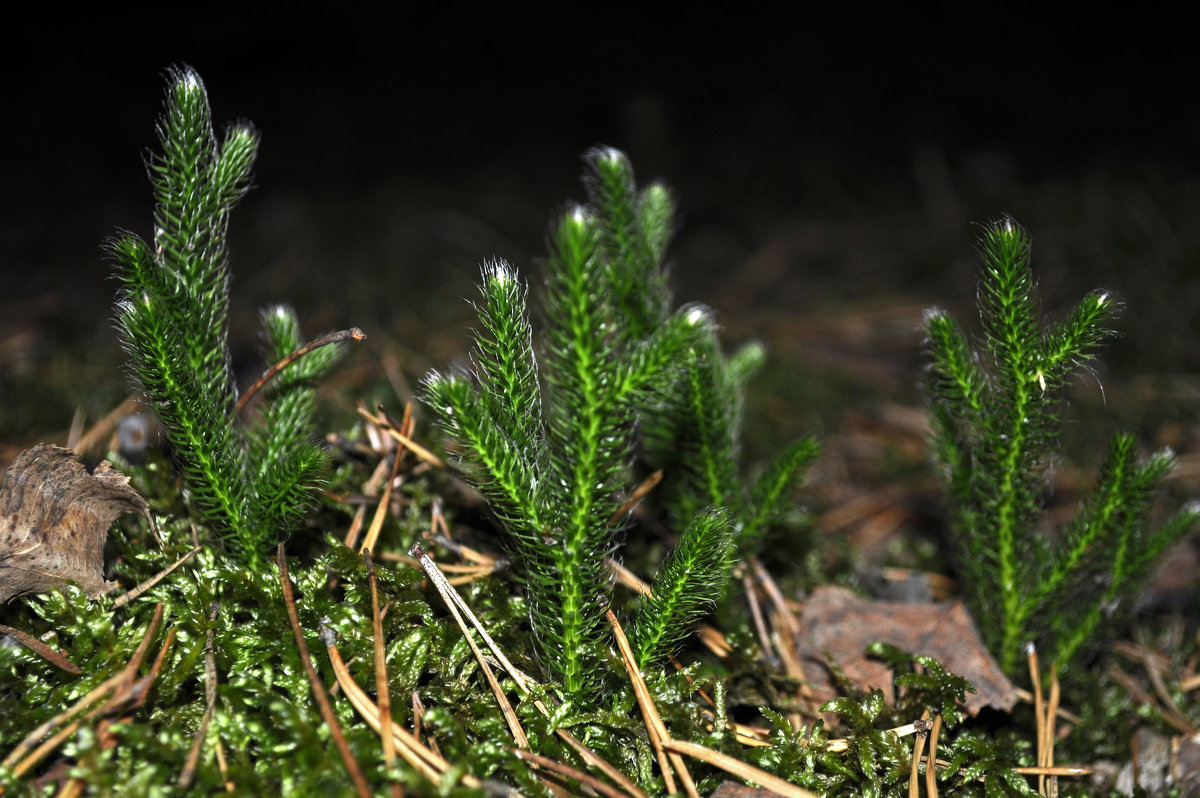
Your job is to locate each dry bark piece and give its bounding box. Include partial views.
[0,443,151,602]
[795,585,1018,717]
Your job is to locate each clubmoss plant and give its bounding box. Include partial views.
[12,67,1196,793]
[924,216,1200,676]
[110,66,353,567]
[423,148,817,692]
[638,304,819,559]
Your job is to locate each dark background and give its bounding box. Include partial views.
[3,11,1200,470]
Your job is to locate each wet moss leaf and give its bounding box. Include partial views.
[0,443,151,601]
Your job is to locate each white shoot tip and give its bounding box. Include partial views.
[178,70,202,93]
[482,258,516,284]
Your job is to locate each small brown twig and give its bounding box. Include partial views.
[361,450,403,555]
[608,469,662,524]
[237,327,365,415]
[743,571,774,661]
[909,711,929,798]
[277,543,371,798]
[0,624,80,674]
[343,455,393,550]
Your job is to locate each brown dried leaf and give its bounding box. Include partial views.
[0,443,151,602]
[795,585,1018,716]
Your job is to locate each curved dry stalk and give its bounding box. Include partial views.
[237,327,365,414]
[360,450,402,555]
[909,712,929,798]
[409,543,529,748]
[321,628,487,789]
[367,554,404,797]
[926,713,943,798]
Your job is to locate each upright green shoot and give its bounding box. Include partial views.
[424,148,815,693]
[111,66,352,567]
[924,216,1199,676]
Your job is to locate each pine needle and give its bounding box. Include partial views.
[608,469,662,524]
[410,545,646,798]
[661,739,821,798]
[321,626,479,787]
[178,601,219,789]
[343,454,393,550]
[909,711,929,798]
[607,609,698,798]
[358,406,447,469]
[71,394,142,462]
[367,553,404,797]
[408,543,529,750]
[509,749,634,798]
[276,543,371,798]
[111,545,202,610]
[360,449,401,555]
[926,713,942,798]
[0,624,80,674]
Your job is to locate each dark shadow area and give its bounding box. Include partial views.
[4,12,1199,465]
